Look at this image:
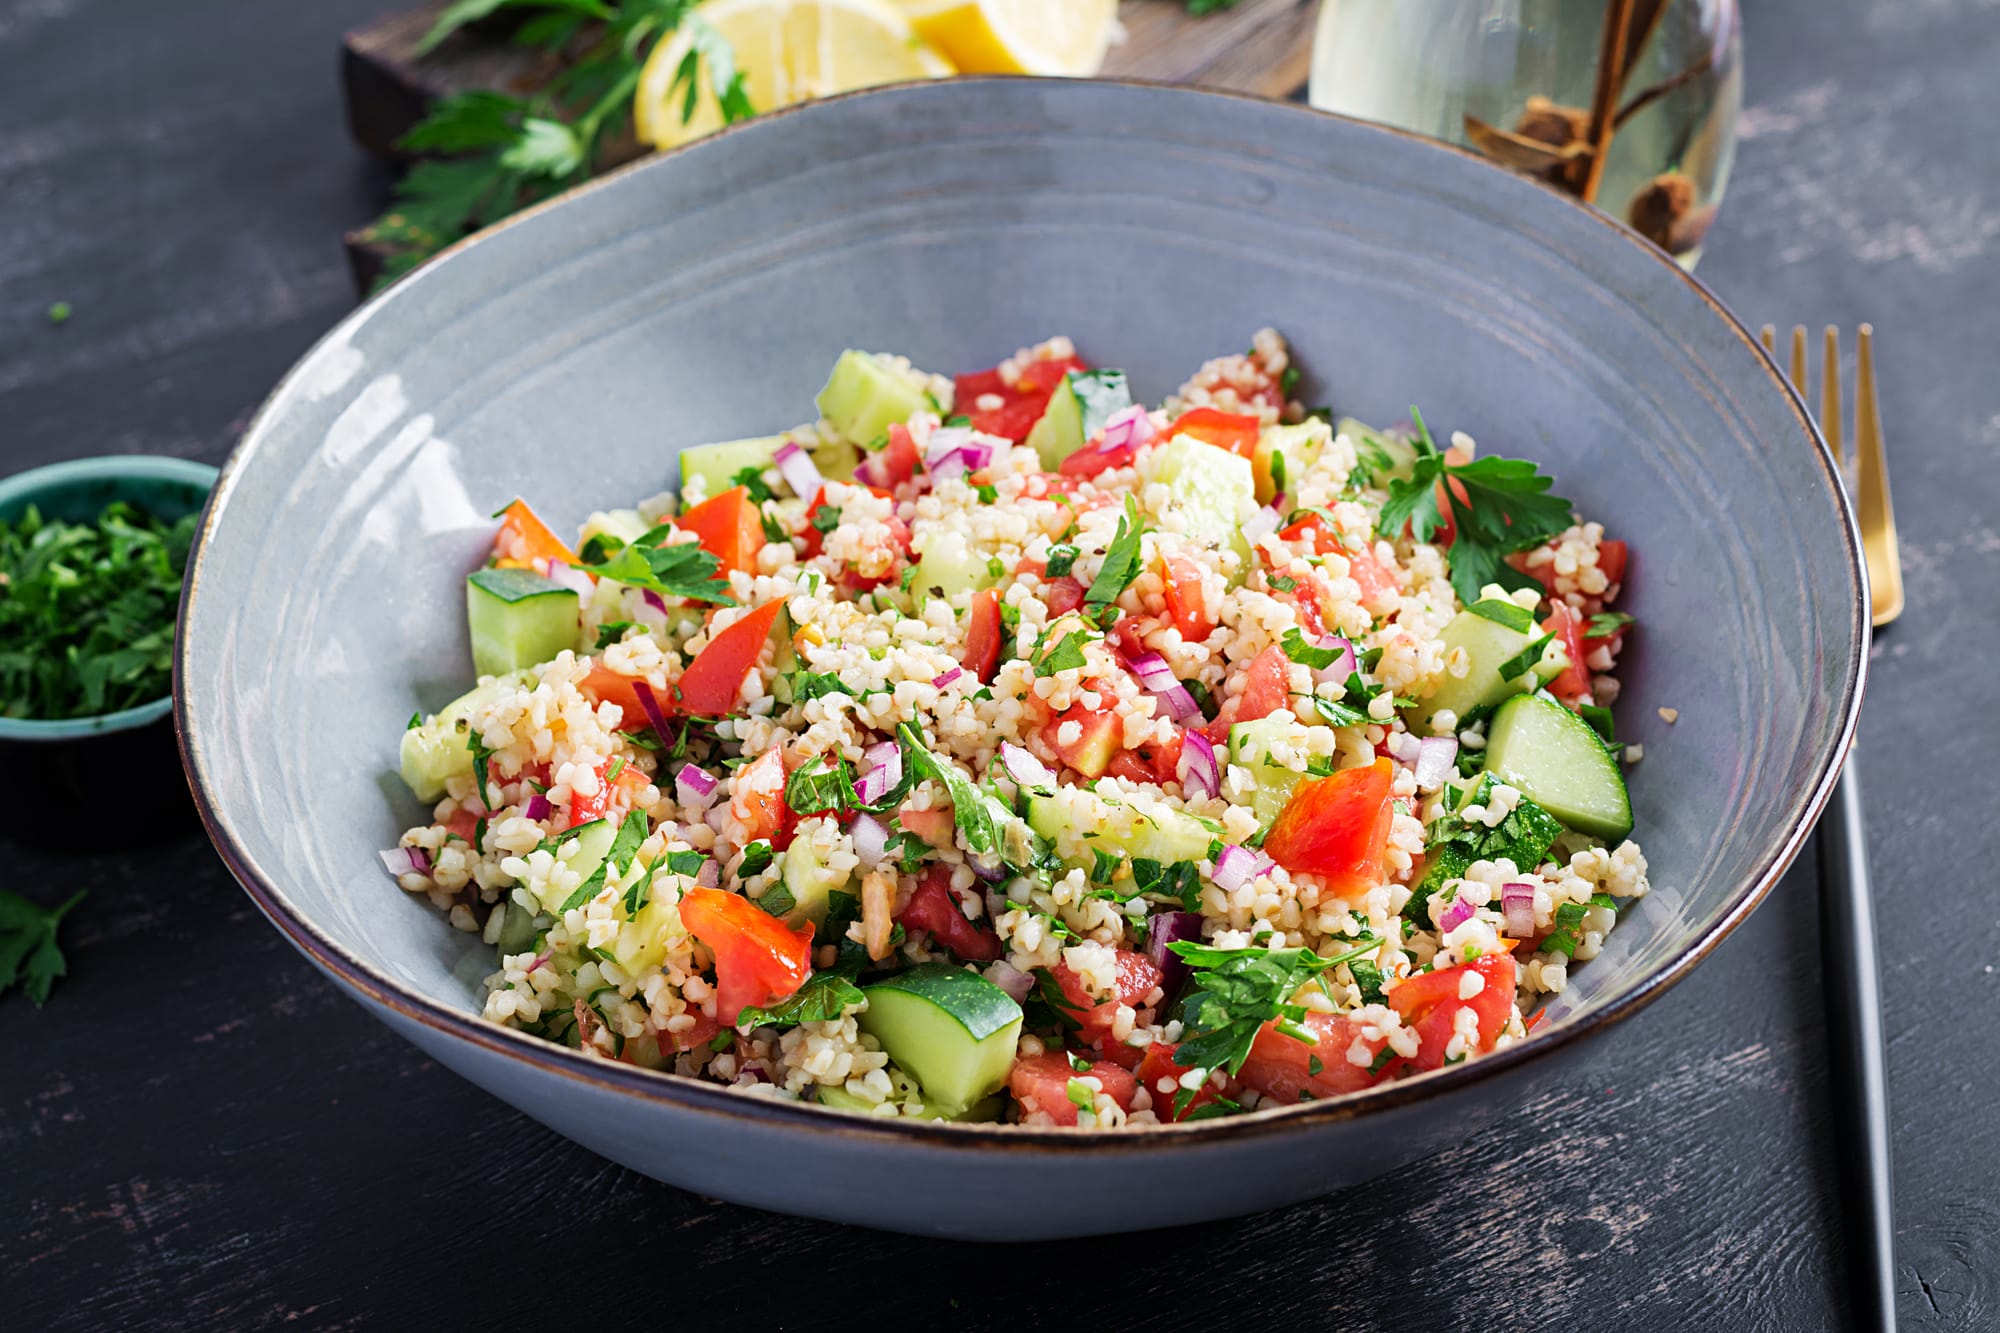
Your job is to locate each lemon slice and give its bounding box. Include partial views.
[894,0,1118,77]
[636,0,955,150]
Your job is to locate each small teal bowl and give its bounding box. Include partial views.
[0,455,218,848]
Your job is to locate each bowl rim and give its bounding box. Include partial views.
[174,76,1868,1152]
[0,454,218,741]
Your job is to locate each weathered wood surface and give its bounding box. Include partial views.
[337,0,1316,289]
[3,0,1998,1327]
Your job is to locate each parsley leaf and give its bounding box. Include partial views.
[1544,900,1590,957]
[1032,630,1090,678]
[0,889,86,1006]
[785,753,857,816]
[1129,858,1202,911]
[1585,611,1635,639]
[577,530,734,605]
[735,956,866,1029]
[1377,408,1576,605]
[1169,936,1380,1075]
[560,808,649,912]
[730,466,775,504]
[1084,496,1146,614]
[738,840,775,878]
[1044,543,1080,579]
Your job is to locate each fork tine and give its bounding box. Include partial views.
[1853,325,1905,626]
[1791,325,1809,395]
[1822,326,1844,470]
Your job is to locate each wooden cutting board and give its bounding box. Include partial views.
[339,0,1317,291]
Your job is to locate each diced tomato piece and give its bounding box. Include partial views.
[1134,1041,1221,1121]
[662,1011,721,1054]
[492,498,577,569]
[676,485,765,578]
[678,600,783,715]
[1430,444,1472,547]
[568,759,612,827]
[579,662,665,734]
[1159,553,1214,642]
[730,748,797,851]
[896,802,956,850]
[1597,539,1629,586]
[1043,575,1086,617]
[1237,1010,1396,1103]
[1058,440,1136,479]
[679,887,814,1025]
[964,587,1004,682]
[1387,952,1517,1072]
[879,422,922,488]
[1205,642,1294,747]
[1278,512,1341,555]
[896,866,1002,962]
[1542,601,1592,707]
[1014,356,1087,396]
[443,807,481,842]
[952,366,1006,403]
[1007,1052,1139,1126]
[1105,730,1184,788]
[1262,757,1394,899]
[957,354,1089,442]
[1163,407,1261,459]
[1346,546,1399,609]
[1049,950,1165,1050]
[1040,703,1122,779]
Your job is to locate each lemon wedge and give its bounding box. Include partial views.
[636,0,955,150]
[894,0,1118,77]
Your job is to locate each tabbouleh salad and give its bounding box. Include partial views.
[383,330,1648,1127]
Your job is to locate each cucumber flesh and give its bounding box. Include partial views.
[1026,794,1216,869]
[467,568,580,678]
[1227,717,1313,829]
[1338,418,1419,484]
[779,835,851,929]
[1483,693,1633,841]
[399,671,529,802]
[858,964,1023,1116]
[817,1082,1004,1122]
[1411,604,1567,729]
[1149,435,1255,580]
[533,818,618,913]
[1025,370,1132,470]
[908,528,998,604]
[1252,420,1326,505]
[816,350,931,447]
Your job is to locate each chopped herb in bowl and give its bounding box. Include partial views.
[0,501,197,721]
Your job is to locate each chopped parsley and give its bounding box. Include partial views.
[406,711,423,731]
[1168,936,1380,1076]
[754,881,796,918]
[1032,629,1089,678]
[1377,407,1575,605]
[738,840,775,878]
[1083,496,1146,615]
[784,753,857,816]
[1348,958,1387,1004]
[811,504,842,535]
[1585,611,1635,639]
[1544,901,1590,957]
[736,956,866,1029]
[595,621,635,649]
[730,466,775,504]
[1130,857,1202,911]
[1044,543,1080,579]
[1496,633,1556,684]
[575,528,733,605]
[561,808,649,912]
[1467,597,1536,633]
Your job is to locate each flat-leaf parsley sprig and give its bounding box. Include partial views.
[1376,408,1576,606]
[360,0,755,287]
[0,889,86,1007]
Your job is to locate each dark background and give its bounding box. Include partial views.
[5,0,1997,1328]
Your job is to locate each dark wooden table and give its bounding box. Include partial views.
[5,1,1996,1328]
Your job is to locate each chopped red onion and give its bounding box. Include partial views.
[1210,843,1274,892]
[931,667,963,690]
[987,961,1035,1003]
[533,556,595,597]
[926,442,994,483]
[642,590,669,616]
[1501,882,1536,938]
[631,679,674,741]
[853,449,894,491]
[525,947,554,974]
[523,791,553,822]
[849,812,890,868]
[854,742,904,806]
[1177,731,1221,800]
[1128,652,1201,722]
[704,802,731,833]
[1268,491,1287,514]
[1438,894,1476,933]
[378,846,431,878]
[676,763,718,812]
[696,859,721,889]
[1243,506,1284,546]
[1311,635,1356,685]
[924,426,975,466]
[1385,731,1423,766]
[1414,737,1459,792]
[1145,910,1204,1004]
[999,742,1057,793]
[1100,405,1156,452]
[772,441,822,499]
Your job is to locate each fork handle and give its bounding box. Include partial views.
[1818,759,1899,1331]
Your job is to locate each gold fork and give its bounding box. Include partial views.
[1760,323,1905,625]
[1761,322,1901,1330]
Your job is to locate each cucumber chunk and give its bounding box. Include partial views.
[399,671,530,802]
[1025,370,1132,470]
[816,350,932,447]
[858,964,1023,1116]
[1252,420,1327,504]
[1149,434,1255,579]
[1026,794,1216,869]
[534,818,617,913]
[1226,717,1314,829]
[1483,693,1634,841]
[1338,418,1419,484]
[908,528,999,604]
[816,1082,1003,1122]
[1410,599,1568,730]
[779,835,851,929]
[467,568,580,679]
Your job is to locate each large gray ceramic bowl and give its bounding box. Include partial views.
[176,78,1865,1240]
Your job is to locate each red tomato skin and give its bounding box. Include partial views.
[964,587,1004,682]
[1007,1052,1139,1126]
[880,422,922,488]
[895,867,1002,962]
[568,759,612,828]
[1163,407,1261,458]
[1597,539,1629,586]
[1543,601,1593,706]
[1345,546,1399,609]
[1159,553,1214,642]
[1049,950,1165,1050]
[957,355,1088,441]
[579,662,653,733]
[678,600,784,715]
[1058,442,1136,479]
[1262,757,1395,899]
[1043,576,1086,618]
[443,807,481,842]
[896,802,956,849]
[678,887,815,1025]
[730,748,798,851]
[1238,1010,1395,1103]
[1205,643,1292,743]
[492,498,577,568]
[676,486,763,577]
[1387,953,1518,1071]
[1133,1041,1221,1121]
